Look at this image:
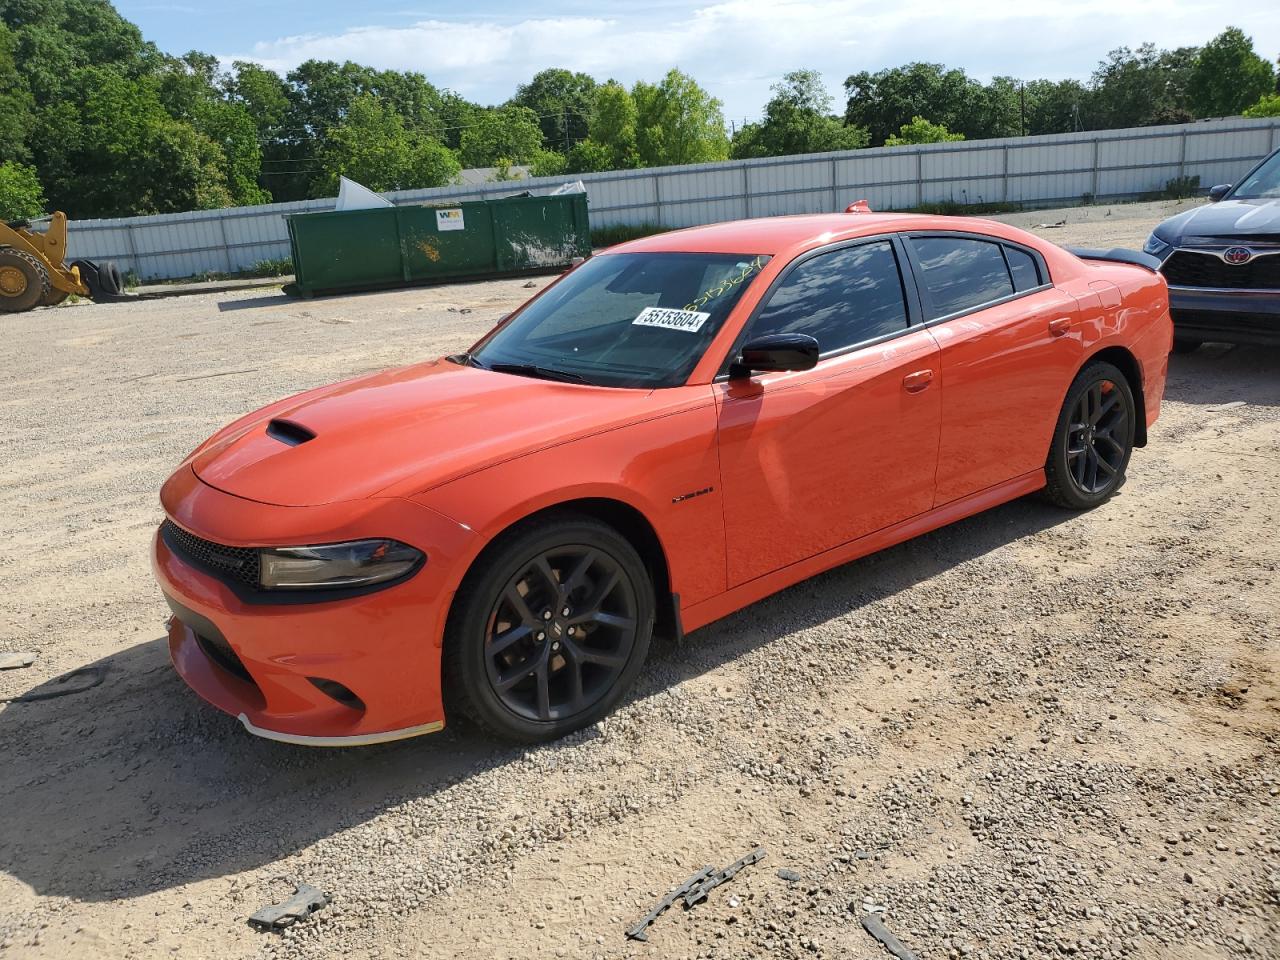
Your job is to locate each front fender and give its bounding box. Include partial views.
[413,401,727,613]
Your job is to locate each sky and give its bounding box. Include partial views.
[118,0,1280,123]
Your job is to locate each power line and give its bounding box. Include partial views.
[253,106,587,143]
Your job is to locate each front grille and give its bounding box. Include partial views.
[1162,250,1280,290]
[161,519,260,588]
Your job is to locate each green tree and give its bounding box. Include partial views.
[32,66,233,217]
[0,161,45,219]
[528,149,568,178]
[225,61,291,137]
[584,80,639,170]
[979,76,1024,138]
[458,105,543,168]
[1187,28,1275,117]
[510,68,597,151]
[315,93,458,194]
[885,116,965,146]
[731,69,867,159]
[157,52,268,205]
[1090,44,1195,128]
[267,59,467,199]
[844,63,989,145]
[633,69,729,167]
[1243,93,1280,118]
[1022,78,1091,134]
[0,23,35,161]
[4,0,156,104]
[562,139,613,174]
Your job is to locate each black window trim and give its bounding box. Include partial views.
[714,233,925,380]
[898,230,1053,327]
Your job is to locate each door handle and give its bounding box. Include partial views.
[1049,317,1071,337]
[903,369,934,393]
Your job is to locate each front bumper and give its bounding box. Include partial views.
[1168,286,1280,346]
[153,466,476,745]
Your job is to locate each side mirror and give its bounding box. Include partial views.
[730,333,819,378]
[1208,184,1231,202]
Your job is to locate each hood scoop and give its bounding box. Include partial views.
[266,418,316,447]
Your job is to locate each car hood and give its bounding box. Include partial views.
[190,359,675,506]
[1156,198,1280,244]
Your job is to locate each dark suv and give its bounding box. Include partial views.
[1142,147,1280,351]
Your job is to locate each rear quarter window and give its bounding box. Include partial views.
[1004,246,1043,292]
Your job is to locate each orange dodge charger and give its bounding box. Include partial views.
[153,211,1172,746]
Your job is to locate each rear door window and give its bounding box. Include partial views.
[910,237,1014,318]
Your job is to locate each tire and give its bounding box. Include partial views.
[0,248,50,313]
[98,260,122,295]
[443,513,655,742]
[1171,337,1202,355]
[71,259,102,299]
[1043,360,1136,510]
[40,287,70,307]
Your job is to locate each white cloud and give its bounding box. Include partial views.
[224,1,1280,122]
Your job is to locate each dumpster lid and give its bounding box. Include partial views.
[335,176,393,211]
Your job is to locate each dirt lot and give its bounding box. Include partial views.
[1,200,1277,960]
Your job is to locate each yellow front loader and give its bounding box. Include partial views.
[0,212,123,313]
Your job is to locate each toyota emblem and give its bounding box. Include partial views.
[1223,247,1252,265]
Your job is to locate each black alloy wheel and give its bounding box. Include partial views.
[1044,360,1136,509]
[1066,378,1130,494]
[484,545,638,722]
[444,514,654,742]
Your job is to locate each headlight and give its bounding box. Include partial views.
[1142,234,1172,257]
[259,539,423,590]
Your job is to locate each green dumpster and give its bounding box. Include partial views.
[284,192,590,297]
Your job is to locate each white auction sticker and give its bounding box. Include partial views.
[436,208,464,231]
[632,306,711,333]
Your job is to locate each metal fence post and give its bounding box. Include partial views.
[654,175,663,226]
[124,224,140,279]
[218,216,233,273]
[915,151,923,207]
[743,165,751,218]
[1002,144,1009,203]
[1178,130,1188,182]
[1091,137,1100,199]
[830,157,838,211]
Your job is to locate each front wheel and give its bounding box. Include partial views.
[1043,361,1136,510]
[443,514,654,742]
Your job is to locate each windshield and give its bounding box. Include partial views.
[1231,150,1280,199]
[471,251,770,388]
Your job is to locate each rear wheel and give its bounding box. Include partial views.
[444,514,654,742]
[0,248,49,313]
[1043,360,1136,510]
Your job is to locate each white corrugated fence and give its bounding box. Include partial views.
[64,117,1280,281]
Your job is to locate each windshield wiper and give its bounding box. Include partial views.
[487,362,595,385]
[447,352,487,369]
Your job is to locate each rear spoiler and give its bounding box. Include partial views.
[1066,246,1162,273]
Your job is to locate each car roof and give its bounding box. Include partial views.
[608,212,1020,257]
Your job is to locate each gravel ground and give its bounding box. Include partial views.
[0,200,1277,960]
